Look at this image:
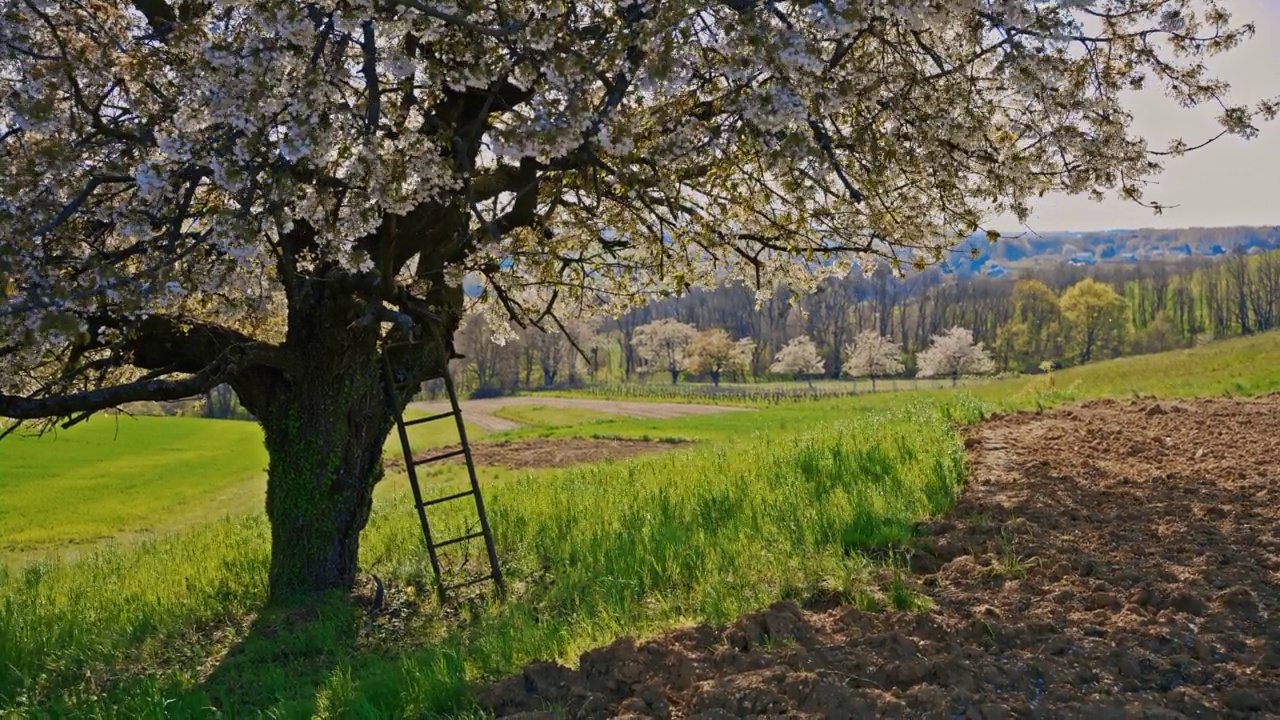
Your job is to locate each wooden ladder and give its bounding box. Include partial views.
[381,351,504,604]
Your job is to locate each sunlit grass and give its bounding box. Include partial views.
[1,400,972,716]
[0,417,267,557]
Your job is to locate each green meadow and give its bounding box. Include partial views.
[1,331,1278,717]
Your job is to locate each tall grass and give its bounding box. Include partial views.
[0,400,971,717]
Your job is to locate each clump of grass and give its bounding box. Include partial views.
[887,567,933,612]
[991,540,1041,580]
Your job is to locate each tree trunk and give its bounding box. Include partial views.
[258,357,391,601]
[236,282,453,603]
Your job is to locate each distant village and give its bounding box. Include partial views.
[941,226,1280,278]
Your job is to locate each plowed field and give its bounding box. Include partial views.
[479,395,1280,719]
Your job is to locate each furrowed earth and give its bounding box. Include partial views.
[479,395,1280,719]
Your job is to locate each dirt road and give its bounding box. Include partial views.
[479,395,1280,718]
[407,396,750,433]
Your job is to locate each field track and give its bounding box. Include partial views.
[407,396,751,433]
[480,395,1280,718]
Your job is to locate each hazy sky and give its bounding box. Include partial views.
[989,0,1280,233]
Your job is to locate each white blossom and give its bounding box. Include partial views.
[770,335,825,381]
[842,331,905,388]
[916,327,996,384]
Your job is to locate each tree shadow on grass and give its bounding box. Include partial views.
[198,587,368,717]
[195,576,481,717]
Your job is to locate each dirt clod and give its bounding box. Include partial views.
[477,395,1280,718]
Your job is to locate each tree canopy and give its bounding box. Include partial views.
[842,330,904,389]
[686,328,753,386]
[3,0,1274,421]
[997,279,1067,371]
[1061,277,1129,363]
[916,326,996,384]
[770,335,824,381]
[631,318,698,383]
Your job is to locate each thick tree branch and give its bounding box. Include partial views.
[131,0,177,32]
[0,356,227,420]
[361,20,381,134]
[32,175,135,237]
[80,312,293,378]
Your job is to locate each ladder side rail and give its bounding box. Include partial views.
[380,354,446,588]
[442,369,506,595]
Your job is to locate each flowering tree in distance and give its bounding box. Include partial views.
[631,319,699,384]
[917,327,997,387]
[687,330,753,387]
[842,331,904,392]
[1,0,1273,600]
[770,336,825,387]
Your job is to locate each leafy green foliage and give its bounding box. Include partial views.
[1060,278,1130,363]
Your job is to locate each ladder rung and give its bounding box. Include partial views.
[403,410,457,427]
[413,448,467,466]
[443,573,496,592]
[419,488,475,507]
[430,531,486,550]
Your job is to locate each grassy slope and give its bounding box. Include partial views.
[0,409,483,561]
[0,331,1277,717]
[1032,332,1280,398]
[0,417,267,554]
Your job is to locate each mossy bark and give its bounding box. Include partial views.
[238,281,453,603]
[258,355,392,602]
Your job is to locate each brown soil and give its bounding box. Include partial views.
[477,395,1280,719]
[407,396,750,433]
[387,437,687,471]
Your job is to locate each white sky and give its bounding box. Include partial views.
[989,0,1280,233]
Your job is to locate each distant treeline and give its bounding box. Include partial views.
[450,247,1280,393]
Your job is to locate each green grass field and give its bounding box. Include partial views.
[1,331,1278,717]
[0,408,483,564]
[0,417,267,557]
